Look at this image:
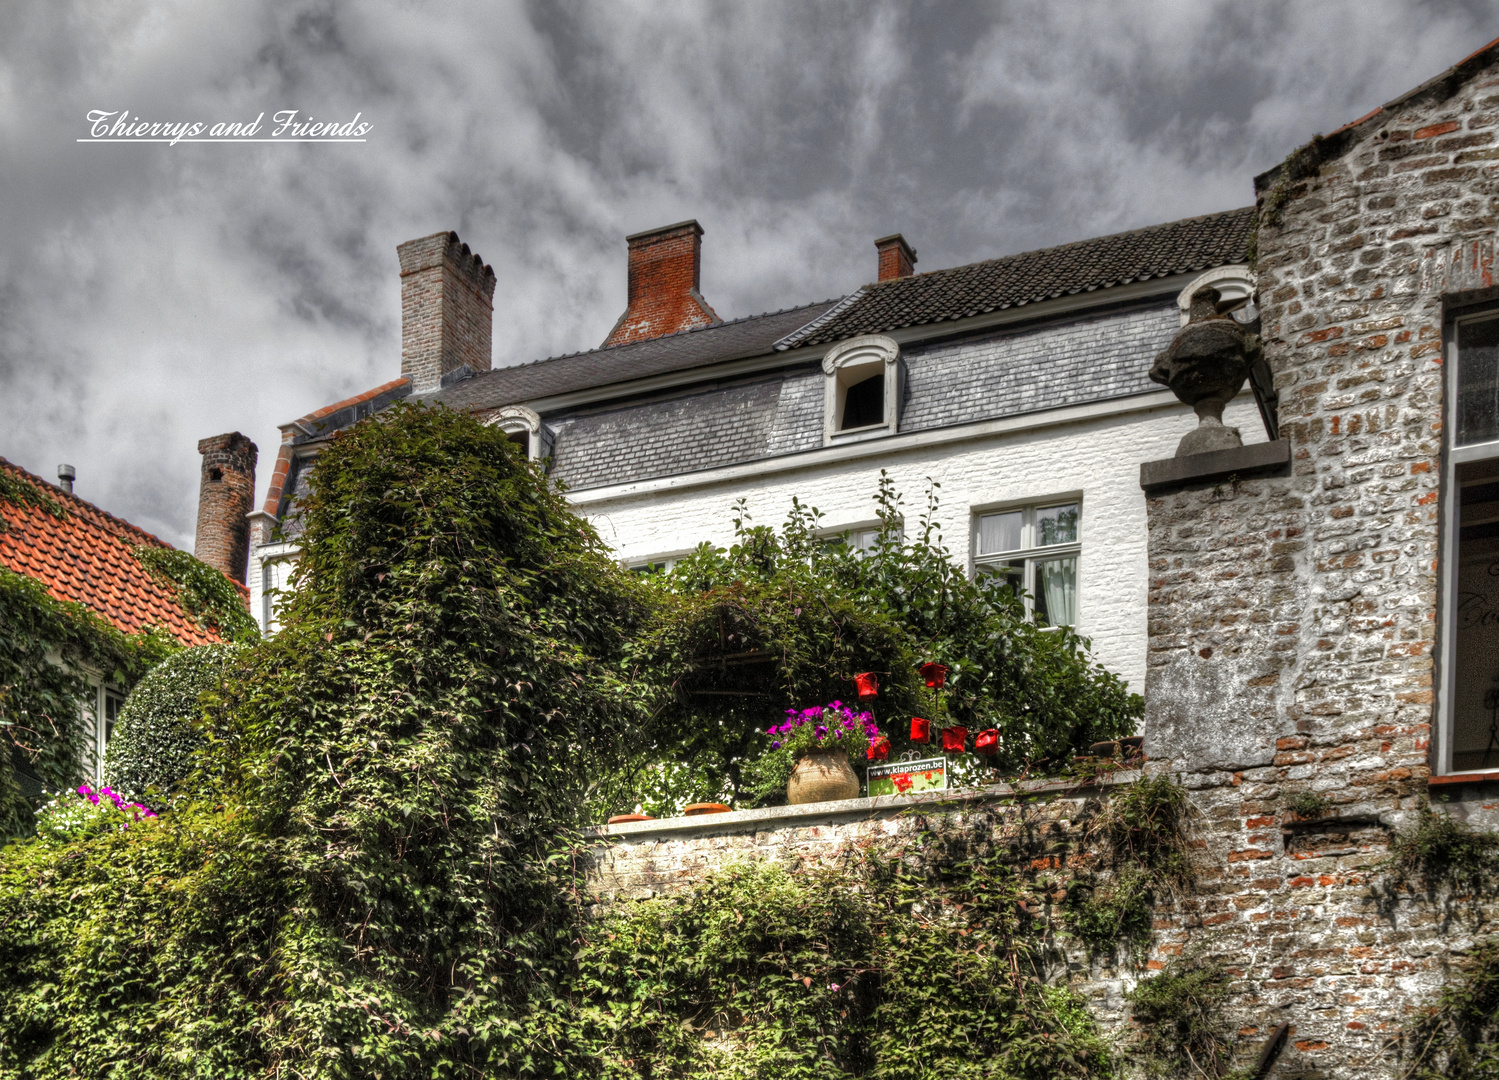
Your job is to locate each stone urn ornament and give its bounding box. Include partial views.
[1149,286,1264,457]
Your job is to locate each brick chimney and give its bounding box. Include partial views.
[194,432,258,584]
[397,231,497,393]
[875,234,917,281]
[602,220,719,348]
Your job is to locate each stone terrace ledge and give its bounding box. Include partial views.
[590,769,1145,838]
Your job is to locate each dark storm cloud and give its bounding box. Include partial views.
[0,0,1495,546]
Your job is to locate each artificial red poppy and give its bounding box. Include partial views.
[854,671,880,697]
[893,773,914,793]
[867,737,891,761]
[974,728,999,756]
[940,726,968,754]
[910,716,931,743]
[919,662,949,689]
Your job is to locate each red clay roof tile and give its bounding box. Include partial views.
[0,457,234,647]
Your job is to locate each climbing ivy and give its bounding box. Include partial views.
[133,546,260,643]
[0,567,175,837]
[1400,937,1499,1079]
[0,471,67,535]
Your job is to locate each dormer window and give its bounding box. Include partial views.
[1176,264,1256,326]
[822,335,904,446]
[488,405,552,463]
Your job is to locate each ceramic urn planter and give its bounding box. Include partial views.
[1149,285,1263,457]
[787,748,861,805]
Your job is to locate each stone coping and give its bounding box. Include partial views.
[592,769,1143,838]
[1139,438,1291,491]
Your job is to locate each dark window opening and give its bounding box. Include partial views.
[1453,457,1499,772]
[208,467,223,483]
[506,430,530,456]
[842,373,884,430]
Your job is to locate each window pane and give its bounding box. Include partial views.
[1033,556,1076,626]
[1035,504,1078,547]
[842,373,885,429]
[977,511,1023,555]
[1458,318,1499,446]
[976,559,1025,601]
[1452,460,1499,770]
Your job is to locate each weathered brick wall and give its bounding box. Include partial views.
[398,231,496,393]
[1136,50,1499,1077]
[193,431,257,585]
[603,220,718,347]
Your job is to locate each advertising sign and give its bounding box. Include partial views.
[867,756,947,797]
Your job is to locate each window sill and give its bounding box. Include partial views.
[1429,770,1499,786]
[826,423,895,447]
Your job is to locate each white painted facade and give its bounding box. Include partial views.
[579,390,1265,694]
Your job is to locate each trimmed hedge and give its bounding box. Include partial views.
[103,644,242,802]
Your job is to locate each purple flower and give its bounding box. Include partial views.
[771,741,781,750]
[815,725,828,738]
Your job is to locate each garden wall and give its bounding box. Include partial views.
[587,769,1499,1078]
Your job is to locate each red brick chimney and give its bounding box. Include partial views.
[398,231,496,393]
[875,234,917,281]
[194,432,257,584]
[602,220,719,347]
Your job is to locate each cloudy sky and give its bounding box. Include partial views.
[0,0,1495,548]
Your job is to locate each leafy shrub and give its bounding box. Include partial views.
[622,478,1141,813]
[1387,801,1499,894]
[1125,949,1236,1078]
[0,566,175,838]
[0,403,648,1078]
[103,644,243,802]
[568,856,1116,1078]
[133,547,260,643]
[1401,938,1499,1079]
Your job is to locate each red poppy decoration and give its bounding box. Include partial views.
[867,736,891,761]
[919,662,949,689]
[974,728,999,756]
[910,716,931,743]
[854,672,880,698]
[941,726,968,754]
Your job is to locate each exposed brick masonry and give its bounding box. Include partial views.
[193,432,257,585]
[602,220,719,348]
[398,231,496,394]
[875,233,917,281]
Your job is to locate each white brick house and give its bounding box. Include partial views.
[248,212,1272,693]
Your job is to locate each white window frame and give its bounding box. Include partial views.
[79,677,125,779]
[971,497,1082,627]
[487,404,552,462]
[821,335,905,446]
[820,520,903,555]
[253,545,299,636]
[1436,306,1499,776]
[1175,264,1257,327]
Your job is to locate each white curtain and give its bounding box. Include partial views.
[1038,556,1076,626]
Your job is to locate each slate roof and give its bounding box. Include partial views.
[0,458,230,646]
[431,300,840,413]
[784,207,1257,348]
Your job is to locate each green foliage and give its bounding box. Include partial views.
[0,567,176,838]
[1124,949,1236,1078]
[0,470,67,534]
[1065,776,1194,962]
[133,546,260,643]
[103,644,244,803]
[1284,789,1330,819]
[0,402,649,1078]
[1386,801,1499,894]
[1401,938,1499,1080]
[622,478,1140,814]
[565,854,1116,1079]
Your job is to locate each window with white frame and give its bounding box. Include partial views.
[821,335,905,445]
[823,523,902,555]
[1439,310,1499,774]
[81,684,125,778]
[258,553,298,636]
[972,501,1080,626]
[489,405,552,462]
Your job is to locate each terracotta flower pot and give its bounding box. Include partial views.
[854,672,880,698]
[684,803,731,816]
[910,716,931,743]
[787,748,861,805]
